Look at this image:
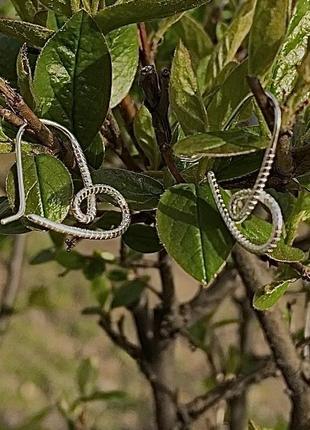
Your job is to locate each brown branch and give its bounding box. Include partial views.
[140,65,184,183]
[101,112,142,172]
[184,358,277,423]
[0,79,59,152]
[138,22,154,66]
[233,245,310,430]
[0,235,27,338]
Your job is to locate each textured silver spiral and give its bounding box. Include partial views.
[206,90,283,254]
[1,120,131,240]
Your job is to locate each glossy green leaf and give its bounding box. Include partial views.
[92,168,164,210]
[170,42,208,135]
[7,153,73,223]
[207,60,250,130]
[134,105,161,170]
[95,0,210,34]
[123,224,162,253]
[213,152,263,182]
[242,216,306,262]
[17,44,35,109]
[174,128,268,158]
[33,10,112,152]
[157,183,234,283]
[11,0,37,22]
[248,0,289,77]
[271,0,310,100]
[0,19,53,48]
[107,25,139,108]
[253,279,296,310]
[204,0,256,94]
[111,278,147,308]
[39,0,72,16]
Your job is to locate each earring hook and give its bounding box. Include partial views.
[1,120,131,240]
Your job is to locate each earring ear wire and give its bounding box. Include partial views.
[1,120,131,240]
[207,90,283,254]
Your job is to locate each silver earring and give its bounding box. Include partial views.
[1,120,131,240]
[207,91,283,254]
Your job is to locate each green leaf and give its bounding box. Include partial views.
[253,279,296,310]
[10,0,37,22]
[123,224,162,253]
[95,0,210,34]
[271,0,310,100]
[82,254,106,281]
[174,128,268,158]
[107,25,139,108]
[84,133,105,169]
[92,168,164,210]
[17,43,35,109]
[77,358,98,396]
[30,248,55,265]
[204,0,256,94]
[55,250,85,270]
[91,275,110,306]
[248,0,289,77]
[242,216,306,263]
[207,60,250,131]
[170,41,208,135]
[157,183,234,283]
[134,105,161,170]
[39,0,72,16]
[0,34,21,86]
[7,153,73,224]
[79,390,127,403]
[33,10,112,152]
[111,278,147,308]
[0,19,53,48]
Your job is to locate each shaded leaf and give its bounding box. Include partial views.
[207,60,250,130]
[170,41,208,135]
[7,154,73,223]
[123,224,162,253]
[10,0,37,22]
[92,168,164,210]
[39,0,72,16]
[91,275,110,306]
[55,250,84,270]
[33,10,112,152]
[0,34,21,86]
[30,248,55,265]
[79,390,127,403]
[107,25,139,108]
[134,105,161,170]
[253,279,296,310]
[174,128,268,158]
[248,0,289,77]
[77,358,98,396]
[84,133,105,170]
[0,197,29,235]
[111,278,147,308]
[0,19,53,48]
[204,0,256,94]
[157,183,234,283]
[95,0,210,34]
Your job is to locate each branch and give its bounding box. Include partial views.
[0,235,27,337]
[140,65,184,183]
[184,358,277,422]
[101,112,142,172]
[233,245,310,430]
[138,22,154,66]
[0,79,59,152]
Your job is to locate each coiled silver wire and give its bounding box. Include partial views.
[1,120,131,240]
[207,91,283,254]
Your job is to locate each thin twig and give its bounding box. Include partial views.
[138,22,154,66]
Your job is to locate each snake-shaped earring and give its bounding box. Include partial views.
[1,120,131,240]
[207,91,283,254]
